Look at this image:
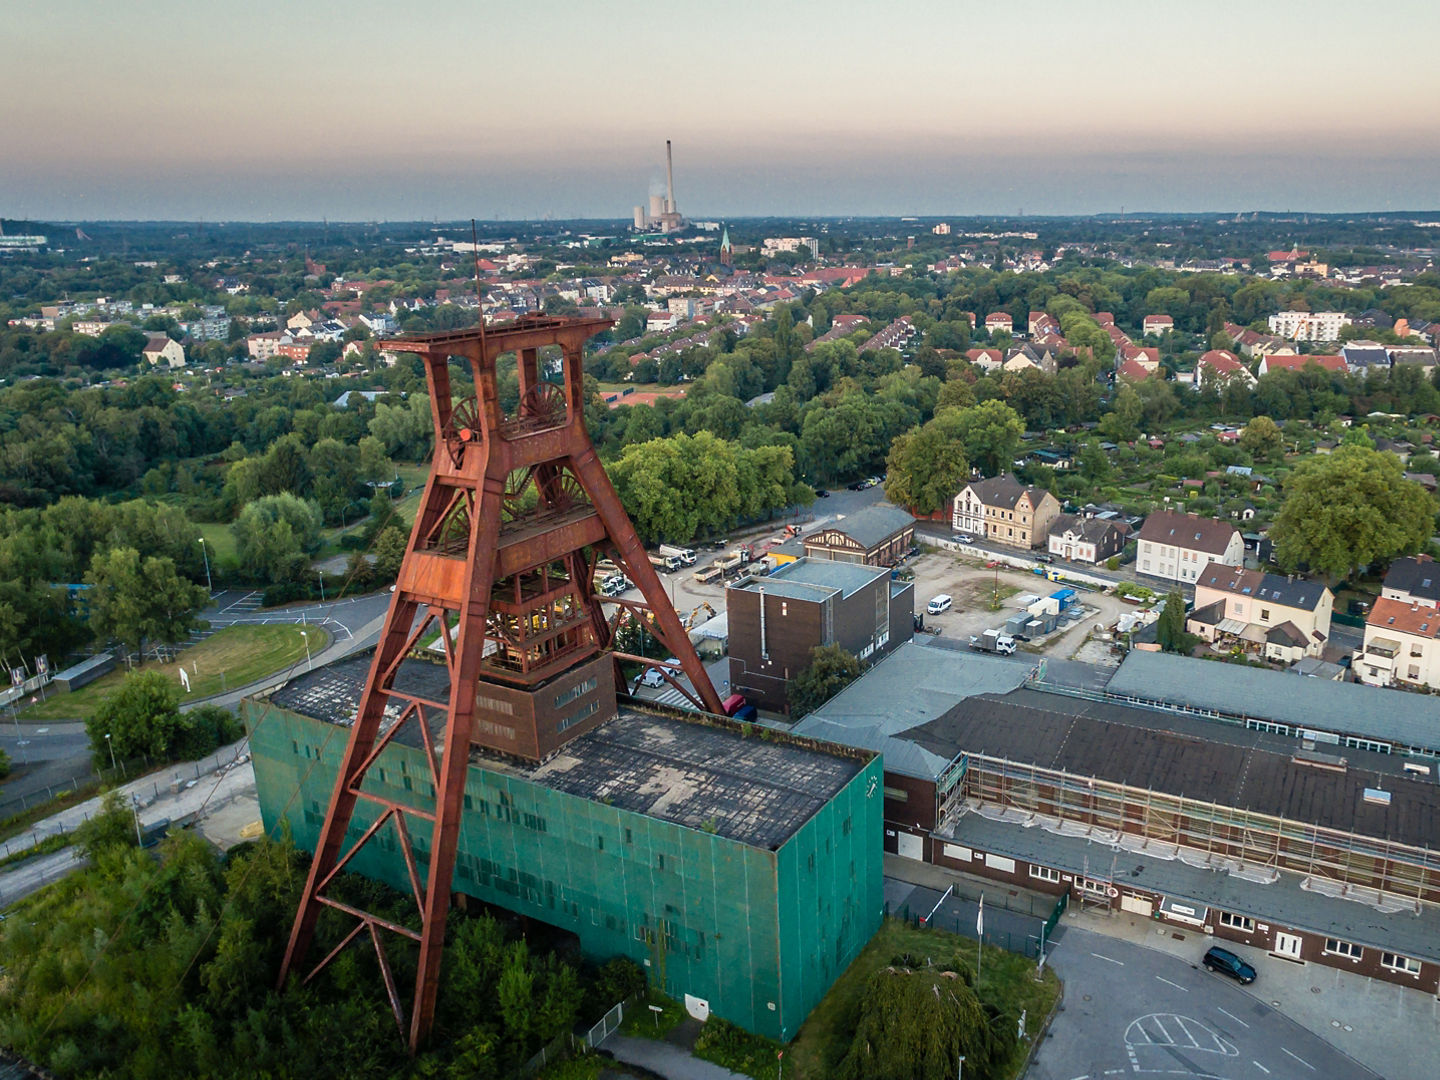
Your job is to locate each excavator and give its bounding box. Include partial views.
[682,601,717,630]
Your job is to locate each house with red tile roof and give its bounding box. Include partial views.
[965,348,1004,372]
[1142,314,1174,336]
[1119,344,1161,370]
[1359,596,1440,689]
[1117,357,1160,382]
[1257,353,1347,377]
[1193,349,1255,389]
[984,312,1013,333]
[1028,311,1060,337]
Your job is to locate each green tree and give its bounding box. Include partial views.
[951,400,1024,476]
[885,420,969,515]
[372,525,408,580]
[85,547,209,660]
[1239,415,1282,458]
[233,493,324,583]
[73,790,140,858]
[837,959,1015,1080]
[1156,591,1190,653]
[788,644,862,718]
[1271,445,1435,582]
[87,668,184,760]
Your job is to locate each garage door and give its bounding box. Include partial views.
[1120,894,1154,917]
[896,832,924,861]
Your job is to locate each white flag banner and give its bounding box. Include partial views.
[976,894,984,937]
[178,666,191,693]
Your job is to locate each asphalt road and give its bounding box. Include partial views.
[1032,926,1378,1080]
[0,847,86,906]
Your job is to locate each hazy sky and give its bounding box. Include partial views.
[5,0,1440,220]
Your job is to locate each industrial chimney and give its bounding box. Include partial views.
[665,139,676,215]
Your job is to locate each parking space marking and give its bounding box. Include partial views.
[1090,952,1124,965]
[1281,1047,1315,1070]
[1154,975,1188,991]
[1253,1064,1270,1075]
[1216,1007,1249,1029]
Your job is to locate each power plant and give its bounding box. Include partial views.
[633,139,685,233]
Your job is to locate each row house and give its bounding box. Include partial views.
[1193,349,1256,389]
[1358,597,1440,690]
[1256,353,1346,377]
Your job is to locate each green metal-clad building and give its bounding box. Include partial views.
[246,653,884,1041]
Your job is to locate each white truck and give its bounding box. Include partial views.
[648,551,682,573]
[968,629,1017,655]
[658,544,697,567]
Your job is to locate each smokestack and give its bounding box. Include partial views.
[665,139,676,215]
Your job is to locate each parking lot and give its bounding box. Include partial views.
[906,549,1132,662]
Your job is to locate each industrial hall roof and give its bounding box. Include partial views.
[907,687,1440,850]
[731,557,888,602]
[804,505,914,550]
[267,652,867,851]
[1105,649,1440,755]
[793,641,1028,779]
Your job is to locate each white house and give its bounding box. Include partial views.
[142,334,186,368]
[1267,311,1351,342]
[1357,597,1440,690]
[1135,511,1243,585]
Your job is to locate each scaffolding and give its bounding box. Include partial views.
[944,752,1439,911]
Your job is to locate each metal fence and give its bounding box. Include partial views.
[886,887,1069,963]
[520,993,638,1076]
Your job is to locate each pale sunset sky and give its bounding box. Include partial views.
[4,0,1439,220]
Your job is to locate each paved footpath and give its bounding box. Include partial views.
[600,1033,747,1080]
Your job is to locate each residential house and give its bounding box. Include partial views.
[1341,340,1391,376]
[1135,510,1243,584]
[1222,323,1293,359]
[951,475,1062,549]
[1117,357,1160,381]
[1186,564,1333,663]
[1357,597,1440,689]
[965,348,1004,372]
[1381,555,1440,608]
[142,334,186,368]
[1390,347,1439,375]
[1118,344,1161,371]
[1256,353,1346,377]
[1046,514,1125,564]
[1141,314,1173,337]
[1193,349,1255,389]
[1027,311,1060,337]
[984,312,1013,334]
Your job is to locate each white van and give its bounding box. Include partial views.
[638,660,682,688]
[926,594,953,615]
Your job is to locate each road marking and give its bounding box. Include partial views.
[1216,1006,1249,1028]
[1253,1063,1270,1075]
[1155,975,1188,991]
[1090,952,1124,965]
[1280,1047,1315,1071]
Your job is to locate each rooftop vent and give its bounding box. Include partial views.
[1362,788,1392,806]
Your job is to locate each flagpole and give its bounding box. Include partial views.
[976,893,984,980]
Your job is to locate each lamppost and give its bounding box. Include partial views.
[957,1054,965,1080]
[131,794,143,846]
[198,537,213,595]
[300,629,312,671]
[105,731,117,773]
[317,570,326,602]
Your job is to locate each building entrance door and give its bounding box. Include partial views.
[896,832,924,860]
[1273,932,1304,962]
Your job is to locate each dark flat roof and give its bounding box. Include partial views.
[905,688,1440,850]
[265,653,865,851]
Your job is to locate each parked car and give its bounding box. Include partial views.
[926,594,954,615]
[815,489,830,498]
[847,481,868,491]
[952,534,975,544]
[1036,553,1055,564]
[1202,946,1256,985]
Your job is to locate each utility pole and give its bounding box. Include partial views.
[198,537,213,595]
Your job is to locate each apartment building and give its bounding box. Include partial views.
[951,475,1061,549]
[1267,310,1352,342]
[1135,511,1242,585]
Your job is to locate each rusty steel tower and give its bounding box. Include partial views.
[277,314,725,1049]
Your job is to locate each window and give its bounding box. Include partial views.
[1260,608,1271,622]
[1076,877,1110,897]
[1029,865,1061,883]
[1219,911,1255,932]
[882,785,909,803]
[1324,938,1363,960]
[984,853,1015,873]
[1381,952,1422,975]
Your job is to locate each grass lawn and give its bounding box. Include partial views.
[197,521,239,570]
[786,918,1061,1080]
[20,624,331,722]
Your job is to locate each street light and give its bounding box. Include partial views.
[105,731,117,773]
[299,629,312,671]
[197,537,213,595]
[317,570,326,602]
[957,1054,965,1080]
[131,794,143,847]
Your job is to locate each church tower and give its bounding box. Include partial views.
[719,224,732,267]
